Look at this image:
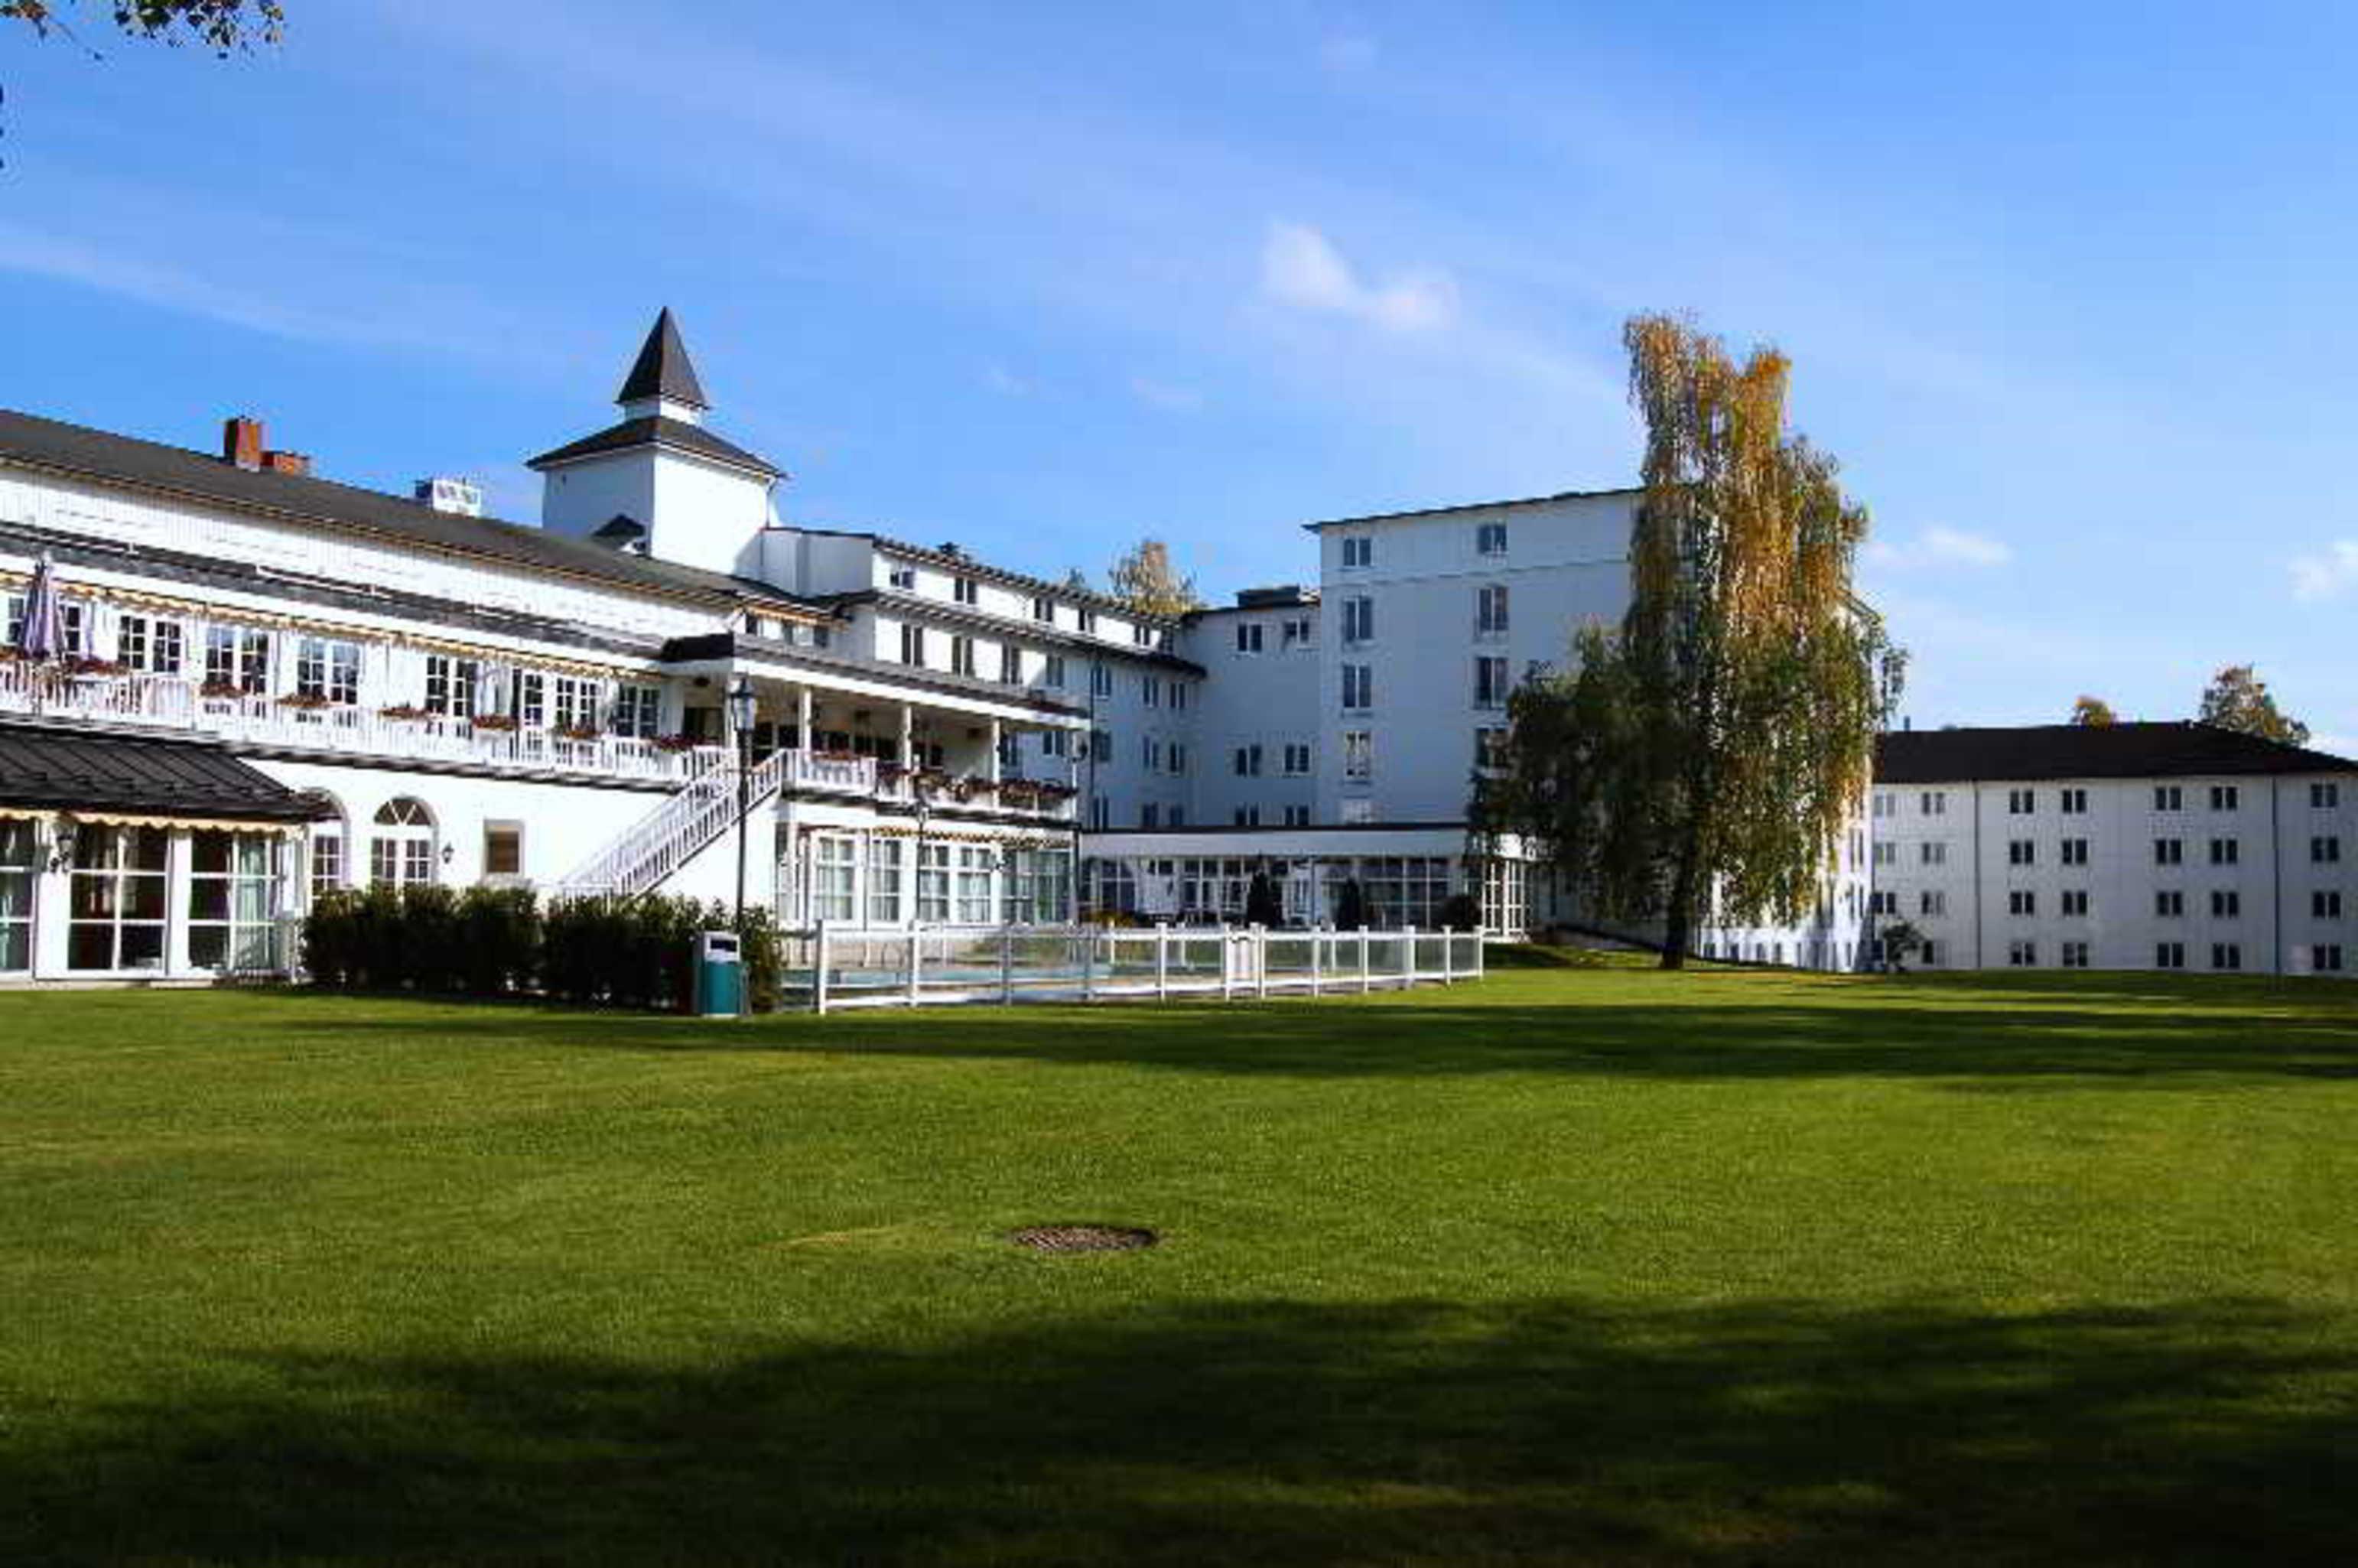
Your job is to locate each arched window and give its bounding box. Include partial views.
[307,794,348,901]
[370,797,437,888]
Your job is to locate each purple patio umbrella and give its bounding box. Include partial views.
[14,552,63,662]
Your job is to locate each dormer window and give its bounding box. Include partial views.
[1078,607,1098,634]
[889,565,916,591]
[954,577,978,607]
[1477,522,1509,556]
[1032,595,1055,624]
[1132,623,1153,647]
[1341,535,1373,569]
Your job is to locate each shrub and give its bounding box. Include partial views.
[301,888,361,987]
[458,885,542,996]
[1332,878,1368,931]
[1245,872,1283,928]
[730,900,784,1013]
[1437,893,1481,932]
[347,883,405,990]
[540,892,707,1011]
[398,883,463,992]
[303,884,774,1012]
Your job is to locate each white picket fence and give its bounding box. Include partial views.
[782,923,1486,1013]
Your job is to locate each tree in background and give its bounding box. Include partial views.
[3,2,281,51]
[1106,538,1202,619]
[5,2,285,148]
[1878,918,1925,974]
[1478,313,1901,969]
[2070,695,2118,727]
[1062,568,1093,595]
[2199,665,2309,745]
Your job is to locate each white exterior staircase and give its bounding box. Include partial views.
[557,748,790,899]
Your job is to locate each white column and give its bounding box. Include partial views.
[31,818,71,980]
[899,703,916,768]
[988,719,1003,786]
[164,828,193,978]
[796,686,814,751]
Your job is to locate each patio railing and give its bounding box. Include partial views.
[780,923,1485,1012]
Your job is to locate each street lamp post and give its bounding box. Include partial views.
[727,675,757,932]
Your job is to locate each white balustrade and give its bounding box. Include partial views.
[0,663,726,786]
[783,922,1486,1011]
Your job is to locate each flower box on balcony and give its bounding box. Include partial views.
[554,724,602,743]
[277,691,340,711]
[379,704,431,721]
[651,732,701,753]
[951,776,997,802]
[470,713,520,732]
[65,657,128,678]
[199,679,249,701]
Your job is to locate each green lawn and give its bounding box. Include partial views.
[5,965,2357,1565]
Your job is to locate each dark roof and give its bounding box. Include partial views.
[1302,486,1643,532]
[659,631,1093,717]
[0,722,334,822]
[0,519,674,662]
[525,414,779,478]
[787,527,1176,624]
[848,590,1205,674]
[616,308,710,410]
[0,408,808,610]
[1876,723,2358,784]
[1190,584,1318,618]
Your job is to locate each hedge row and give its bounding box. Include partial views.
[302,886,782,1012]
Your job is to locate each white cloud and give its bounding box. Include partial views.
[1129,376,1203,412]
[1866,525,2013,571]
[983,364,1031,397]
[2291,541,2358,601]
[1259,222,1459,333]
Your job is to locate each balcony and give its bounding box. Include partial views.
[0,661,727,784]
[784,749,1077,822]
[3,661,1084,821]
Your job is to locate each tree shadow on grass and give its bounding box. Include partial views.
[8,1295,2351,1566]
[259,971,2358,1088]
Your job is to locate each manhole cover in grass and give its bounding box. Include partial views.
[1009,1225,1159,1254]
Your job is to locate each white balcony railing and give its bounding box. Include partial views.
[0,662,727,785]
[781,750,1075,821]
[0,661,1081,819]
[785,750,877,793]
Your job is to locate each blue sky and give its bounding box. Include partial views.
[6,2,2357,743]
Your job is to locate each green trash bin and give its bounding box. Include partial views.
[692,930,744,1017]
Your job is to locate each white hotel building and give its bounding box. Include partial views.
[0,311,1860,984]
[1869,724,2358,976]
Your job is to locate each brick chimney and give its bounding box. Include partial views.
[223,415,265,471]
[262,451,312,477]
